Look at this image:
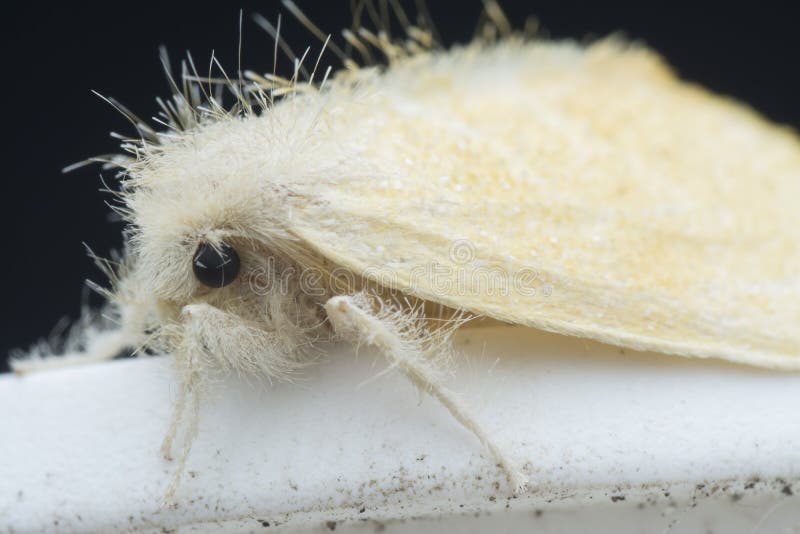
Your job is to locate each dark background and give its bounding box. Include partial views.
[2,2,799,372]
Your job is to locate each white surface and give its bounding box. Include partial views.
[2,325,800,533]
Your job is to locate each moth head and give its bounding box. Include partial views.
[121,101,354,304]
[114,94,358,366]
[122,187,321,378]
[121,118,278,305]
[127,186,261,306]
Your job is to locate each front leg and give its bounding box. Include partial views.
[324,294,528,493]
[160,302,310,502]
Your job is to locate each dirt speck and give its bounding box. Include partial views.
[611,495,626,502]
[325,520,337,531]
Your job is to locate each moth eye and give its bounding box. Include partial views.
[192,242,241,288]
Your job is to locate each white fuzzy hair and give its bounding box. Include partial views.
[10,2,532,499]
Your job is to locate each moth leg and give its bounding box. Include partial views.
[162,302,297,501]
[161,351,203,503]
[324,294,528,493]
[160,304,212,503]
[159,373,190,462]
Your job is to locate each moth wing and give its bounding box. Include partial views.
[289,40,800,369]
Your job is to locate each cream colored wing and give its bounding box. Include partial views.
[288,39,800,369]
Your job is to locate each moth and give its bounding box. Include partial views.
[13,1,800,499]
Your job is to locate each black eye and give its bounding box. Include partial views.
[192,241,241,288]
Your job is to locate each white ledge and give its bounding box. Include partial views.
[2,326,800,532]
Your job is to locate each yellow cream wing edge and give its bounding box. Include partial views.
[285,39,800,370]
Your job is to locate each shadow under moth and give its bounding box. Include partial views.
[12,1,800,500]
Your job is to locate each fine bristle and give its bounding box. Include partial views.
[78,1,521,176]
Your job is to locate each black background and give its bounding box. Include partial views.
[2,2,798,372]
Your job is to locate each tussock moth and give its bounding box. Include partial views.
[11,1,800,499]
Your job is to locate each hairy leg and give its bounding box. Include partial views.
[325,293,528,493]
[161,352,203,503]
[160,302,308,502]
[159,304,215,503]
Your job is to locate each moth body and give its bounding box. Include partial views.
[13,4,800,498]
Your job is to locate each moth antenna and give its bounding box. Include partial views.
[281,0,350,65]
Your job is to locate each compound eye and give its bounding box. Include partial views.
[192,241,240,288]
